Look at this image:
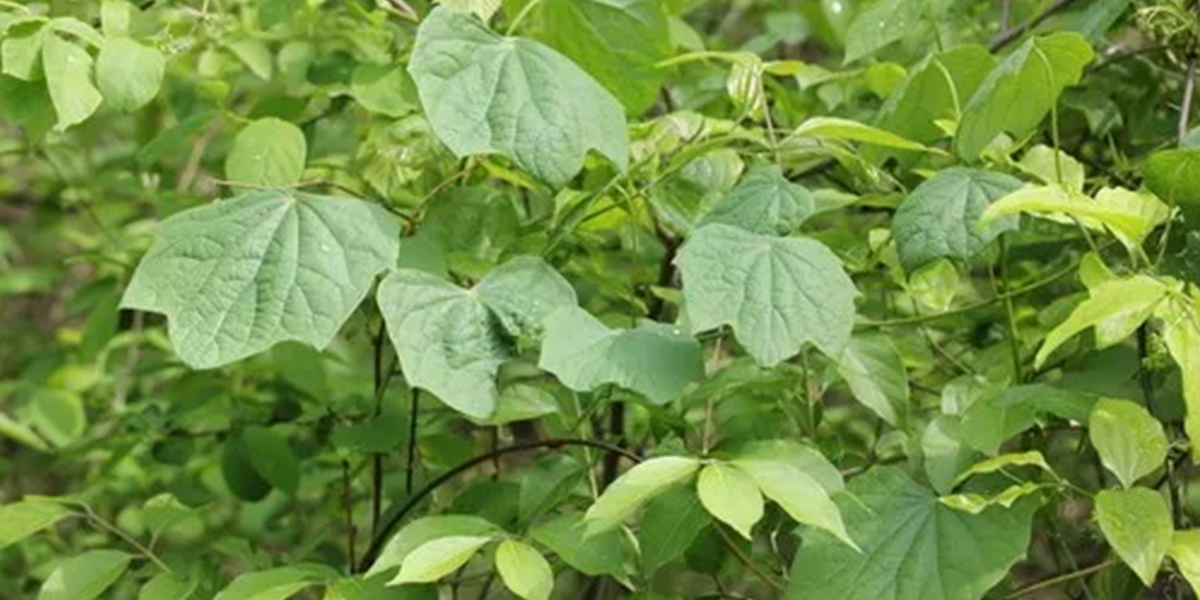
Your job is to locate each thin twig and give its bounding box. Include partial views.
[989,0,1082,52]
[83,506,173,574]
[343,460,357,574]
[406,389,421,496]
[1001,559,1117,599]
[714,525,786,591]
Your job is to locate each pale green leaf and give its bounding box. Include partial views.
[677,224,858,366]
[228,39,273,80]
[324,577,435,600]
[583,456,700,536]
[1016,145,1086,193]
[893,168,1022,272]
[408,7,628,187]
[1169,530,1200,595]
[214,565,336,600]
[732,457,855,549]
[224,118,307,187]
[1096,488,1172,586]
[539,306,703,404]
[787,467,1037,600]
[0,410,49,452]
[697,463,763,540]
[100,0,131,37]
[1156,294,1200,455]
[699,163,814,235]
[940,482,1045,515]
[1,20,48,81]
[38,551,131,600]
[139,573,197,600]
[1089,398,1169,489]
[952,450,1055,487]
[43,34,101,131]
[392,536,495,584]
[0,500,72,550]
[730,439,845,494]
[121,191,400,369]
[836,332,909,427]
[1035,275,1175,367]
[794,117,933,152]
[96,38,165,112]
[349,65,418,118]
[368,516,502,578]
[437,0,501,21]
[495,540,553,600]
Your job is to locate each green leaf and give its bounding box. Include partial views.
[952,450,1055,487]
[1156,294,1200,455]
[121,190,400,369]
[940,482,1046,515]
[677,224,858,366]
[408,7,628,187]
[3,20,48,80]
[518,454,586,524]
[874,46,995,147]
[921,415,977,494]
[96,38,164,112]
[787,467,1037,600]
[420,187,519,279]
[529,512,627,577]
[367,516,503,578]
[378,258,575,417]
[242,426,300,495]
[393,536,494,584]
[138,573,197,600]
[696,463,763,540]
[893,168,1022,272]
[1169,530,1200,595]
[638,485,711,574]
[955,33,1094,159]
[228,39,273,80]
[531,0,673,113]
[100,0,132,37]
[495,540,554,600]
[729,439,846,494]
[539,306,703,404]
[38,551,131,600]
[0,500,72,550]
[43,34,102,131]
[485,384,561,426]
[1089,398,1169,489]
[324,577,435,600]
[0,409,50,452]
[1016,145,1087,193]
[835,332,909,427]
[1035,275,1175,367]
[698,163,814,235]
[437,0,501,21]
[349,65,418,118]
[224,118,307,187]
[583,456,700,536]
[1095,488,1172,586]
[213,565,336,600]
[731,457,855,549]
[981,185,1170,253]
[0,74,54,136]
[29,390,86,447]
[843,0,925,64]
[222,435,271,502]
[1145,149,1200,221]
[794,117,934,152]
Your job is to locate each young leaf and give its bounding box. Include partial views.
[793,117,934,152]
[583,456,701,536]
[38,550,131,600]
[43,34,102,131]
[96,38,165,112]
[1089,398,1169,489]
[676,224,858,366]
[698,163,814,236]
[731,458,855,549]
[539,306,703,404]
[955,33,1094,159]
[696,463,763,540]
[224,118,307,187]
[1095,488,1172,586]
[0,500,72,550]
[408,7,628,186]
[1169,530,1200,595]
[639,486,711,574]
[392,536,495,585]
[121,191,400,369]
[530,512,627,578]
[940,482,1046,515]
[892,168,1022,272]
[835,332,909,427]
[951,450,1055,487]
[1035,275,1174,367]
[495,540,554,600]
[788,467,1037,600]
[367,516,503,578]
[213,565,337,600]
[981,185,1169,252]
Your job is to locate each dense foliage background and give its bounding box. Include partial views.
[5,0,1200,599]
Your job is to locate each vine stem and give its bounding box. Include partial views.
[343,460,357,574]
[1000,559,1117,599]
[505,0,546,35]
[713,526,786,591]
[358,438,639,572]
[406,389,421,496]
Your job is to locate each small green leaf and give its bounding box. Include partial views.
[1089,398,1169,489]
[213,565,336,600]
[921,416,976,494]
[38,550,131,600]
[639,486,710,574]
[349,65,417,118]
[0,499,72,550]
[1169,530,1200,595]
[408,7,628,187]
[242,426,300,496]
[677,224,858,366]
[952,450,1055,487]
[100,0,132,37]
[495,540,554,600]
[836,333,909,427]
[940,482,1046,515]
[28,390,86,447]
[96,38,164,112]
[699,163,814,235]
[1145,149,1200,221]
[138,573,197,600]
[121,191,400,369]
[437,0,501,21]
[1095,488,1172,587]
[43,34,102,131]
[696,463,763,540]
[224,118,307,187]
[731,457,855,549]
[794,117,934,152]
[368,516,503,578]
[892,168,1022,272]
[529,512,626,577]
[583,456,700,536]
[539,306,703,404]
[392,536,495,584]
[843,0,925,64]
[1035,275,1175,367]
[227,39,273,80]
[1156,294,1200,457]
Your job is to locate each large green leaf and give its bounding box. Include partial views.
[531,0,672,114]
[367,516,503,578]
[1095,488,1172,586]
[731,457,854,548]
[583,456,701,536]
[955,33,1094,159]
[677,224,858,365]
[213,565,337,600]
[875,46,995,147]
[224,118,308,188]
[121,191,400,369]
[539,306,703,404]
[1089,398,1169,489]
[408,7,627,186]
[696,463,763,540]
[378,257,575,417]
[835,332,909,427]
[892,168,1022,272]
[787,467,1037,600]
[698,163,814,236]
[0,500,72,550]
[38,551,131,600]
[95,38,165,112]
[494,540,554,600]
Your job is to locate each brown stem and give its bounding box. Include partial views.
[1001,559,1117,599]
